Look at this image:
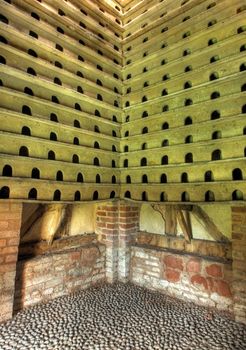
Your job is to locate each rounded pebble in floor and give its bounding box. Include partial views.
[0,283,245,350]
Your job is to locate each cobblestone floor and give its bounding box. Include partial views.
[0,283,245,350]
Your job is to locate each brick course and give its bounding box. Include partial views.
[130,246,233,312]
[14,244,106,312]
[96,201,140,283]
[0,203,22,323]
[232,207,246,324]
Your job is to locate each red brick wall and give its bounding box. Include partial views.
[232,207,246,324]
[96,201,140,282]
[0,203,22,323]
[14,244,106,311]
[130,247,233,312]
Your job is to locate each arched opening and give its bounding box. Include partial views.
[2,165,12,177]
[142,174,148,183]
[28,188,37,200]
[112,175,116,184]
[28,49,38,58]
[160,192,168,202]
[210,55,220,63]
[142,191,148,201]
[112,131,117,137]
[181,172,188,183]
[21,126,31,136]
[211,149,221,161]
[208,38,217,46]
[211,91,220,99]
[163,105,169,112]
[77,86,83,94]
[54,77,62,86]
[185,135,193,144]
[185,98,193,106]
[126,175,131,184]
[48,150,55,160]
[162,155,168,165]
[125,191,131,198]
[0,186,10,199]
[94,157,100,166]
[74,191,81,201]
[124,159,128,168]
[73,137,79,145]
[162,89,168,96]
[72,154,79,163]
[240,63,246,72]
[95,110,101,117]
[205,190,215,202]
[142,127,148,134]
[184,65,192,72]
[29,30,38,39]
[31,168,40,179]
[96,174,101,184]
[211,110,220,119]
[232,168,243,180]
[74,120,80,128]
[75,103,81,111]
[184,116,192,125]
[77,173,83,183]
[181,191,190,202]
[52,95,59,104]
[185,153,193,163]
[94,141,100,149]
[142,143,147,150]
[97,94,103,101]
[93,191,99,200]
[22,105,32,115]
[210,72,219,81]
[204,171,214,182]
[232,190,243,201]
[50,113,58,122]
[53,190,61,201]
[212,131,221,139]
[50,132,57,141]
[56,171,63,181]
[142,96,148,102]
[184,81,192,89]
[112,160,116,168]
[55,61,63,69]
[27,67,36,76]
[162,74,170,81]
[161,173,167,183]
[110,191,115,199]
[19,146,29,157]
[162,122,169,130]
[24,87,34,96]
[162,139,169,147]
[142,111,148,118]
[242,105,246,114]
[141,157,147,166]
[112,145,117,152]
[94,126,100,133]
[0,14,9,24]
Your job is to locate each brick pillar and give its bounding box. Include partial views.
[0,202,22,323]
[118,202,139,282]
[96,202,119,283]
[232,207,246,324]
[96,201,140,283]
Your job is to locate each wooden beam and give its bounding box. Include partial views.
[177,210,192,242]
[192,205,229,242]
